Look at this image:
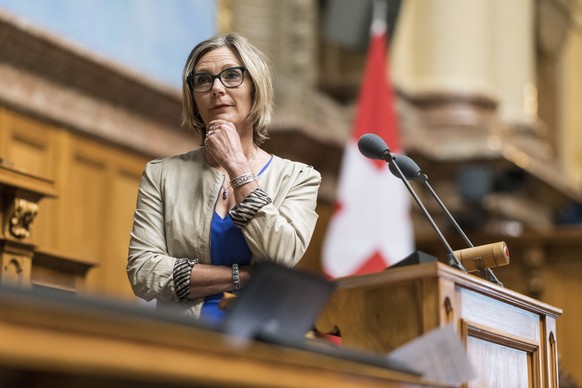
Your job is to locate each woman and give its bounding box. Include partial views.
[127,33,321,322]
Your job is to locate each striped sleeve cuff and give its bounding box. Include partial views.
[229,187,272,228]
[173,258,198,303]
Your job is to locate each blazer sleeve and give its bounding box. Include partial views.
[242,164,321,267]
[126,160,178,302]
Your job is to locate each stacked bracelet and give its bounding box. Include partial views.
[230,173,256,190]
[232,263,240,292]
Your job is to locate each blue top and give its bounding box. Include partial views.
[200,156,273,323]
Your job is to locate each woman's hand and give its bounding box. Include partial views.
[204,120,248,175]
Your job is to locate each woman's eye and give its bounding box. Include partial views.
[196,74,212,84]
[223,70,241,80]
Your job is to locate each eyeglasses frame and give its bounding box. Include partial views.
[187,66,248,93]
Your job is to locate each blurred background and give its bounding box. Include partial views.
[0,0,581,385]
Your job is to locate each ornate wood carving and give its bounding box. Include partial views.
[0,161,55,287]
[8,198,38,239]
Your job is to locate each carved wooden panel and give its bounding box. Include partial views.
[0,110,56,179]
[98,151,145,299]
[0,109,60,248]
[54,137,146,298]
[459,286,553,387]
[543,257,582,385]
[464,329,536,388]
[0,107,150,298]
[0,252,32,287]
[30,248,95,293]
[63,139,109,264]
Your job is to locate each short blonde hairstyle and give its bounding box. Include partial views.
[181,33,274,146]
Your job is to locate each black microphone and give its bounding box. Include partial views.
[357,133,392,162]
[389,154,426,183]
[357,134,466,273]
[389,154,504,286]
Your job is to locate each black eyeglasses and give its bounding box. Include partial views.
[187,66,247,93]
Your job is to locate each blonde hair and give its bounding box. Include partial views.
[181,33,274,146]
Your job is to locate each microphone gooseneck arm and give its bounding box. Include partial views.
[357,134,467,273]
[387,155,466,272]
[422,175,503,286]
[391,154,503,286]
[422,177,473,248]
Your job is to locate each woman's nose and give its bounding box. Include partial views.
[210,77,225,94]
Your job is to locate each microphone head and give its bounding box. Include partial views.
[389,154,422,181]
[357,134,391,161]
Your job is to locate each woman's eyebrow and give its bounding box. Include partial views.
[194,63,241,74]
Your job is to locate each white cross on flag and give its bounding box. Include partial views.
[322,16,415,278]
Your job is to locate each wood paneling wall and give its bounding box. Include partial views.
[0,107,148,300]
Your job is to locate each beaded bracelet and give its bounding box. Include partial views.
[230,173,256,190]
[232,263,240,292]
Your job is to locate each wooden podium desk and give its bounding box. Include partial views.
[0,285,446,388]
[315,262,562,388]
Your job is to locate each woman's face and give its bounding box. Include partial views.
[193,47,253,132]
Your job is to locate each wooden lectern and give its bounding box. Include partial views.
[315,262,562,387]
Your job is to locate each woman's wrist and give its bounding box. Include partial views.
[230,173,256,190]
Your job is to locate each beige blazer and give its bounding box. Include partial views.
[127,149,321,318]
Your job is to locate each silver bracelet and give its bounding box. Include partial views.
[230,173,256,190]
[232,263,240,292]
